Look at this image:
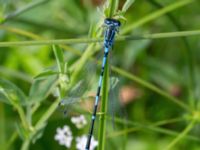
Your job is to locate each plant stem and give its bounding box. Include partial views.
[0,25,81,55]
[108,0,117,18]
[1,0,49,23]
[0,103,5,150]
[5,132,18,150]
[148,0,196,109]
[69,44,95,86]
[0,66,32,83]
[107,117,184,138]
[21,140,30,150]
[21,98,60,150]
[111,66,192,112]
[164,120,196,150]
[0,25,42,39]
[0,25,198,113]
[35,99,60,131]
[14,104,29,130]
[98,59,109,150]
[0,26,195,112]
[122,0,195,34]
[1,29,200,47]
[112,117,199,142]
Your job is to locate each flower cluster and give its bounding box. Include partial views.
[54,115,98,150]
[76,135,98,150]
[54,125,73,148]
[71,115,87,129]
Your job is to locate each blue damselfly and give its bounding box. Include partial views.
[85,18,121,150]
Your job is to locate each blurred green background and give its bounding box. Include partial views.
[1,0,200,150]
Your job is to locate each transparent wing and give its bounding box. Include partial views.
[57,51,103,116]
[58,50,121,117]
[108,51,127,130]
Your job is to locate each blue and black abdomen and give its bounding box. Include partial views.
[85,18,121,150]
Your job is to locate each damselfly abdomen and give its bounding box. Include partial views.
[85,18,121,150]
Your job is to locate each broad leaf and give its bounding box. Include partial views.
[34,70,59,79]
[32,122,47,144]
[28,75,58,105]
[0,78,27,105]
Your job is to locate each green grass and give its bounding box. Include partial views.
[0,0,200,150]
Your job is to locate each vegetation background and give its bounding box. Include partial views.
[0,0,200,150]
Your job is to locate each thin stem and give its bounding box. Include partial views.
[148,0,196,109]
[10,18,83,35]
[1,29,200,47]
[21,98,60,150]
[14,104,29,130]
[0,25,195,111]
[0,25,81,55]
[35,99,60,131]
[26,105,32,127]
[108,0,117,18]
[164,120,196,150]
[69,44,96,86]
[98,59,109,150]
[1,25,194,111]
[5,132,18,150]
[152,117,185,126]
[0,25,42,39]
[112,117,200,142]
[111,66,192,112]
[21,140,30,150]
[0,66,32,83]
[1,0,49,23]
[0,103,5,150]
[122,0,195,34]
[107,117,185,138]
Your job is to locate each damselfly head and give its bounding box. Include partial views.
[104,18,121,27]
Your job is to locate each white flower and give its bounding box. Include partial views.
[71,115,87,129]
[76,135,98,150]
[54,125,73,148]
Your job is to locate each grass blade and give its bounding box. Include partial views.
[98,59,109,150]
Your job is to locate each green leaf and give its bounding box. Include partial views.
[103,0,119,17]
[52,45,65,73]
[109,0,119,17]
[28,75,58,105]
[32,122,47,144]
[0,78,27,105]
[123,40,150,69]
[0,5,5,23]
[88,23,96,38]
[34,70,59,79]
[15,123,29,140]
[122,0,135,13]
